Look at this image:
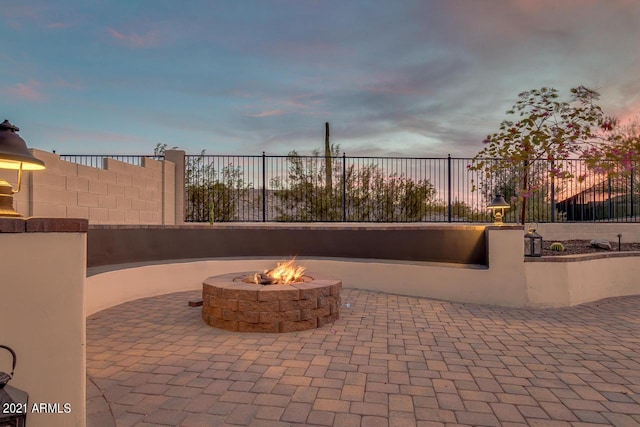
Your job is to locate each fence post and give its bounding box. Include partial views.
[550,162,556,223]
[592,182,597,221]
[447,154,452,223]
[631,167,635,218]
[262,152,266,222]
[608,175,612,220]
[342,153,346,222]
[550,183,556,222]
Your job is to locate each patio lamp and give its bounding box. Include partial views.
[487,194,510,225]
[524,223,543,257]
[0,120,45,217]
[0,345,28,427]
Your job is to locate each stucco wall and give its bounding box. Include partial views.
[0,149,177,224]
[86,223,489,268]
[0,219,87,427]
[85,225,640,314]
[525,253,640,307]
[85,227,529,314]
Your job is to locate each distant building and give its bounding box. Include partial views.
[556,174,638,221]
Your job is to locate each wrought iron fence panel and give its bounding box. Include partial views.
[184,154,262,223]
[61,153,640,223]
[553,159,639,222]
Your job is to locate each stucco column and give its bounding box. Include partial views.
[485,225,528,305]
[0,217,88,427]
[164,150,185,224]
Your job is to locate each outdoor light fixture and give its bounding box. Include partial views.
[0,120,45,217]
[524,223,543,257]
[487,194,510,224]
[0,345,28,427]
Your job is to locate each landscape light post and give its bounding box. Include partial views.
[0,120,45,217]
[487,194,510,225]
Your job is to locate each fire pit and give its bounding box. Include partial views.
[202,261,341,333]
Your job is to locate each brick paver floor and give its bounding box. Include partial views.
[87,289,640,427]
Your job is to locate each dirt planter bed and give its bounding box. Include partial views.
[202,272,341,333]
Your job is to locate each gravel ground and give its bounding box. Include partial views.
[542,239,640,256]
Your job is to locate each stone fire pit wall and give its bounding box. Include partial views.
[202,272,341,333]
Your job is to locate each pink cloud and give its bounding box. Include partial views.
[7,80,46,102]
[108,27,160,48]
[284,93,325,109]
[360,72,425,96]
[108,28,126,40]
[2,4,77,30]
[618,108,640,128]
[242,92,326,119]
[248,110,285,118]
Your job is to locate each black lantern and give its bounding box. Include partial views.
[524,224,543,257]
[0,345,28,427]
[487,194,510,224]
[0,120,46,217]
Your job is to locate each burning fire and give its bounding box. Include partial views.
[253,258,306,285]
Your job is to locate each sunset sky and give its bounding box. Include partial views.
[2,0,639,158]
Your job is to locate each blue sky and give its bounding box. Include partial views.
[2,0,639,157]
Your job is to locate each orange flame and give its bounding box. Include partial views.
[258,258,306,285]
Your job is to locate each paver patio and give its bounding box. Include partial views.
[87,289,640,427]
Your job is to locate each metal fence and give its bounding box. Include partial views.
[59,154,164,168]
[60,153,640,223]
[182,154,640,223]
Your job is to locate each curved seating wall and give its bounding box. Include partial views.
[87,224,488,267]
[86,224,531,315]
[85,224,640,315]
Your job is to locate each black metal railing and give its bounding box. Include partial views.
[59,154,164,168]
[182,154,640,223]
[60,152,640,223]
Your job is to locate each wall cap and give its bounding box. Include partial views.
[0,218,26,233]
[525,251,640,262]
[89,223,496,231]
[0,217,88,233]
[485,225,524,231]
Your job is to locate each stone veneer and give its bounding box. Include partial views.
[202,272,341,333]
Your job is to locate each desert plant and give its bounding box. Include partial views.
[270,144,343,221]
[271,145,437,222]
[550,242,565,252]
[153,143,177,157]
[184,153,253,222]
[345,165,436,221]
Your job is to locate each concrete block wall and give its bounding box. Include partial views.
[0,149,179,224]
